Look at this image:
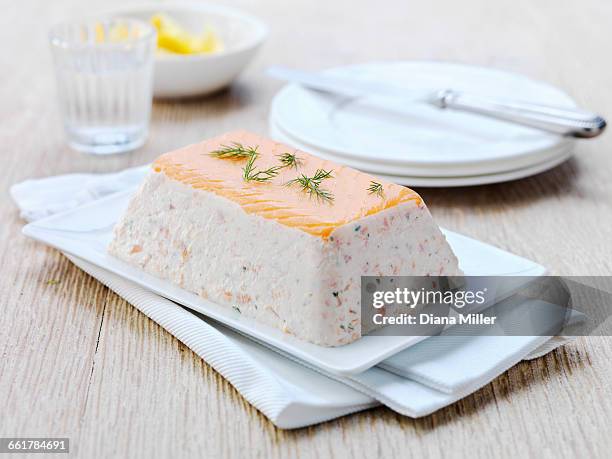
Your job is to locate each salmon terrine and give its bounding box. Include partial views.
[108,131,462,346]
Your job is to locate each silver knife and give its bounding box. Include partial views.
[268,66,606,138]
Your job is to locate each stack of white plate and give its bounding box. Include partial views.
[268,61,575,187]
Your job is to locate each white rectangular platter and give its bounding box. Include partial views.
[23,188,546,376]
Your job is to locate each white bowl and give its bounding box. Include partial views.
[110,3,267,98]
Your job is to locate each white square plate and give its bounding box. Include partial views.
[23,189,546,376]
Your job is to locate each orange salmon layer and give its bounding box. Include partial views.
[153,130,422,238]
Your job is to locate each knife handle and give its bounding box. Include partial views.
[436,90,606,138]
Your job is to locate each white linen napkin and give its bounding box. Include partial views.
[10,165,149,222]
[11,167,574,429]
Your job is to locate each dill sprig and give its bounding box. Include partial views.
[286,168,334,202]
[277,152,303,169]
[242,154,281,182]
[367,181,384,197]
[210,142,259,160]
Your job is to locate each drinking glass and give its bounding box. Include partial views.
[49,18,156,155]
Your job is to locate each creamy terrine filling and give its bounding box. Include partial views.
[108,130,461,346]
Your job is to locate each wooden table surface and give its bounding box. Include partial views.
[2,0,612,457]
